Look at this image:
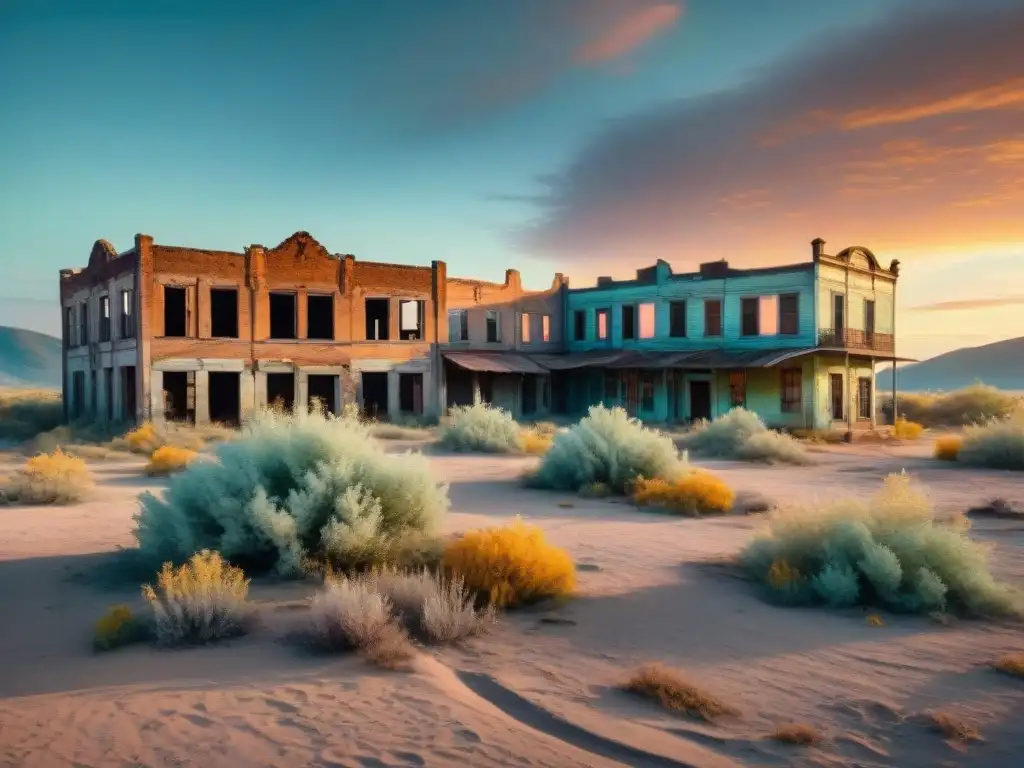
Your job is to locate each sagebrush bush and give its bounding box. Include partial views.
[631,473,735,516]
[0,449,93,505]
[740,473,1021,616]
[883,385,1022,427]
[439,403,522,453]
[0,388,63,441]
[142,550,252,646]
[957,412,1024,471]
[933,436,962,462]
[145,445,198,476]
[527,405,688,493]
[93,604,148,651]
[679,408,810,465]
[133,407,448,576]
[623,663,737,721]
[443,519,575,608]
[893,417,924,440]
[112,420,233,455]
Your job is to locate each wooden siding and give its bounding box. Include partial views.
[817,263,896,335]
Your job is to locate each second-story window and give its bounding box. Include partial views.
[164,286,188,337]
[741,297,760,336]
[638,303,656,339]
[669,301,686,338]
[485,310,501,343]
[779,294,800,335]
[596,308,609,341]
[864,299,876,340]
[541,315,550,342]
[448,309,469,341]
[833,294,845,334]
[120,288,136,338]
[704,299,722,337]
[520,313,531,343]
[270,292,298,339]
[573,310,585,341]
[99,295,111,342]
[211,288,240,338]
[622,305,636,340]
[364,298,389,341]
[79,300,89,345]
[399,299,425,341]
[64,305,75,347]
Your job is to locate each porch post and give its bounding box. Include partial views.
[870,356,877,428]
[845,351,853,438]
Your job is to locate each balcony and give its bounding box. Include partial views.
[818,328,895,354]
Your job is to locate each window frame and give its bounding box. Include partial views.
[740,296,760,337]
[780,368,803,413]
[704,299,722,337]
[858,376,873,420]
[485,309,501,343]
[573,309,586,341]
[595,308,610,341]
[621,304,636,340]
[669,300,687,338]
[779,293,800,336]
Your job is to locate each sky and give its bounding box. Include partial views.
[1,0,1022,361]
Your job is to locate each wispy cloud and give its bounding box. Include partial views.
[910,296,1024,312]
[573,2,681,65]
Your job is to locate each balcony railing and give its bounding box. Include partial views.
[818,328,895,354]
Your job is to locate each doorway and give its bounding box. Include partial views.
[209,371,241,425]
[163,371,194,423]
[399,372,423,415]
[830,373,845,421]
[361,372,388,419]
[689,380,712,422]
[308,374,338,415]
[267,372,295,411]
[521,374,537,417]
[122,366,136,422]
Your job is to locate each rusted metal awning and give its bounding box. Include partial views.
[442,351,548,374]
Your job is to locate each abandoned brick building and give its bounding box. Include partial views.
[59,231,565,426]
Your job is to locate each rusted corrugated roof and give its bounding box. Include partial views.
[442,351,548,374]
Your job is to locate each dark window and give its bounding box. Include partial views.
[163,286,187,337]
[79,301,89,345]
[448,309,468,341]
[669,301,687,338]
[729,370,746,407]
[864,299,876,338]
[99,295,111,342]
[485,310,500,343]
[833,294,845,333]
[267,372,295,412]
[858,377,873,420]
[364,298,389,340]
[779,293,799,335]
[398,299,425,341]
[211,288,239,338]
[573,310,586,341]
[120,289,136,338]
[306,294,334,340]
[596,308,609,340]
[781,368,802,413]
[704,299,722,337]
[268,292,297,339]
[741,297,760,336]
[621,305,636,340]
[640,373,655,412]
[603,374,618,404]
[64,306,74,347]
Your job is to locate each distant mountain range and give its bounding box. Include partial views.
[877,337,1024,392]
[0,326,62,388]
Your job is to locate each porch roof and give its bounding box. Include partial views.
[442,350,548,374]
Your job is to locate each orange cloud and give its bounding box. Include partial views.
[574,3,682,65]
[840,79,1024,131]
[910,296,1024,312]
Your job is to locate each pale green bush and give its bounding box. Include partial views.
[741,473,1021,617]
[439,403,522,453]
[133,407,449,576]
[882,385,1022,427]
[957,412,1024,471]
[681,408,809,465]
[527,405,688,494]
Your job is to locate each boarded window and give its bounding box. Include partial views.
[622,305,636,340]
[779,294,799,335]
[781,368,802,413]
[596,309,609,340]
[638,303,655,339]
[573,310,585,341]
[729,370,746,407]
[520,313,531,343]
[741,297,759,336]
[486,310,501,342]
[704,300,722,337]
[759,295,778,336]
[669,301,686,338]
[541,314,550,342]
[448,309,469,341]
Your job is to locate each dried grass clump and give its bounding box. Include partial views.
[681,408,810,465]
[927,711,981,742]
[142,550,252,646]
[992,653,1024,678]
[631,473,735,516]
[112,420,234,455]
[443,519,575,608]
[133,407,448,576]
[893,417,924,440]
[145,445,198,476]
[0,387,63,441]
[741,472,1021,616]
[957,411,1024,471]
[933,435,962,462]
[519,428,554,455]
[93,604,148,651]
[884,385,1022,427]
[772,723,823,745]
[623,663,738,721]
[439,403,522,453]
[527,405,688,494]
[0,449,93,504]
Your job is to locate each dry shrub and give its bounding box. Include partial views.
[142,550,252,646]
[443,519,575,608]
[884,385,1022,428]
[866,613,885,627]
[934,436,962,462]
[681,408,810,465]
[0,387,63,441]
[772,723,823,745]
[145,445,198,476]
[623,663,737,721]
[957,411,1024,471]
[113,420,233,455]
[93,604,148,651]
[631,473,735,516]
[64,444,113,460]
[519,429,553,455]
[439,403,522,453]
[893,417,924,440]
[741,472,1021,616]
[927,711,981,742]
[306,578,414,667]
[0,449,93,504]
[993,653,1024,678]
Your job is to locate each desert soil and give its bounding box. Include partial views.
[0,440,1022,768]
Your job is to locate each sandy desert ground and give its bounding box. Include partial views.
[0,439,1022,768]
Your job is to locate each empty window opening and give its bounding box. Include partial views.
[399,372,424,415]
[573,310,585,340]
[622,305,636,340]
[307,374,338,415]
[120,289,136,338]
[398,299,425,341]
[596,309,609,340]
[267,372,295,411]
[759,295,779,336]
[638,303,656,339]
[365,298,390,341]
[99,296,111,342]
[269,292,297,339]
[670,301,687,338]
[361,372,388,418]
[211,288,239,338]
[741,297,760,336]
[485,310,501,343]
[521,313,532,343]
[208,372,241,425]
[122,366,136,421]
[307,294,334,340]
[79,301,89,345]
[541,315,550,342]
[64,306,75,347]
[162,371,195,424]
[164,287,188,337]
[448,309,469,341]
